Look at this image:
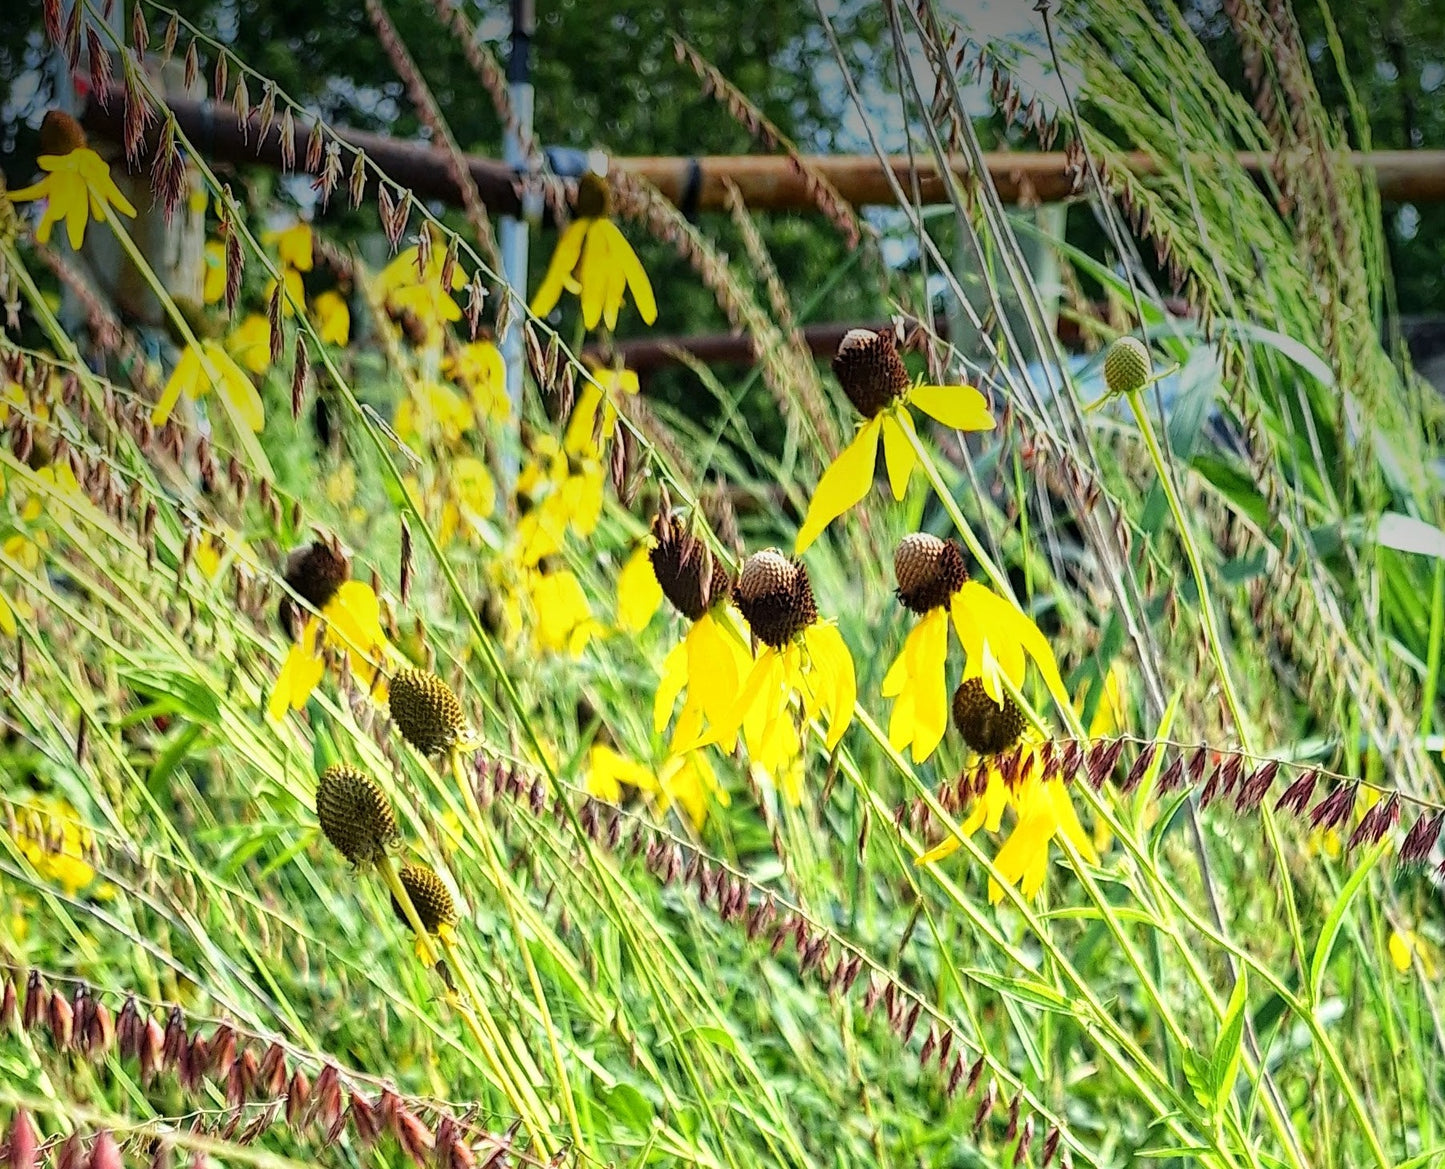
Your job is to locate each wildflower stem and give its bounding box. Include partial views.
[1126,387,1390,1169]
[451,751,586,1152]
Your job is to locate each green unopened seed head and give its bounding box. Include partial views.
[832,328,910,418]
[894,534,967,614]
[1103,336,1151,397]
[388,668,466,756]
[951,677,1027,755]
[734,549,817,649]
[315,764,396,867]
[391,862,457,934]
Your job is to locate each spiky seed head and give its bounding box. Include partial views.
[278,540,350,636]
[951,678,1027,755]
[39,110,88,156]
[649,512,731,621]
[1103,337,1151,397]
[315,764,396,867]
[575,171,613,219]
[894,534,968,614]
[832,328,910,418]
[391,863,457,934]
[388,668,466,756]
[734,549,817,649]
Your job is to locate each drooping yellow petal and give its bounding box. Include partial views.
[268,641,326,719]
[914,834,962,865]
[531,219,589,318]
[153,344,203,425]
[884,607,949,762]
[611,221,657,324]
[654,640,690,735]
[616,544,663,633]
[880,410,919,501]
[988,800,1055,904]
[801,622,856,750]
[205,342,265,432]
[579,222,610,330]
[1047,778,1097,864]
[794,415,884,553]
[908,384,994,432]
[951,582,1070,715]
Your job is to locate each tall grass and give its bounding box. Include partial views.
[2,2,1443,1168]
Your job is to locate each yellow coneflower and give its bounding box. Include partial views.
[313,289,351,346]
[530,172,657,331]
[315,763,397,868]
[796,330,993,552]
[916,680,1096,903]
[441,340,509,422]
[708,550,855,803]
[268,579,392,719]
[644,511,751,751]
[374,244,467,346]
[8,111,135,251]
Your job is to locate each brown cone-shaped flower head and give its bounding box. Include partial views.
[952,677,1026,755]
[1103,336,1151,397]
[391,863,457,934]
[575,171,613,219]
[278,540,350,636]
[894,534,967,614]
[649,512,731,621]
[315,764,396,867]
[388,668,466,756]
[734,549,817,649]
[832,328,909,418]
[39,110,88,156]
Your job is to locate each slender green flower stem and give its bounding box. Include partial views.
[1123,390,1388,1169]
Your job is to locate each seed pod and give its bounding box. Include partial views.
[893,533,967,614]
[951,678,1027,756]
[1103,336,1150,397]
[734,550,816,649]
[832,328,909,418]
[316,764,397,867]
[649,511,731,620]
[388,668,467,756]
[391,863,457,934]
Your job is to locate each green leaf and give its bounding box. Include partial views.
[1209,969,1248,1120]
[1181,1045,1214,1110]
[964,969,1072,1013]
[1308,840,1388,1005]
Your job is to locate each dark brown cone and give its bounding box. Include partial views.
[388,668,466,756]
[894,534,967,614]
[649,512,731,621]
[39,109,88,156]
[832,328,909,418]
[574,171,613,219]
[391,863,457,934]
[315,764,396,867]
[278,540,350,636]
[734,549,817,649]
[951,678,1027,755]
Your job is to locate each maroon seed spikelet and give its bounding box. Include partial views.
[388,667,467,756]
[951,678,1027,755]
[391,863,457,934]
[649,511,731,620]
[315,764,396,867]
[734,549,817,649]
[893,533,968,614]
[832,328,909,418]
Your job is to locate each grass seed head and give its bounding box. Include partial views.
[388,667,466,756]
[391,862,457,934]
[951,677,1027,755]
[315,764,396,867]
[1103,336,1151,397]
[832,328,909,418]
[894,534,967,614]
[735,549,816,648]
